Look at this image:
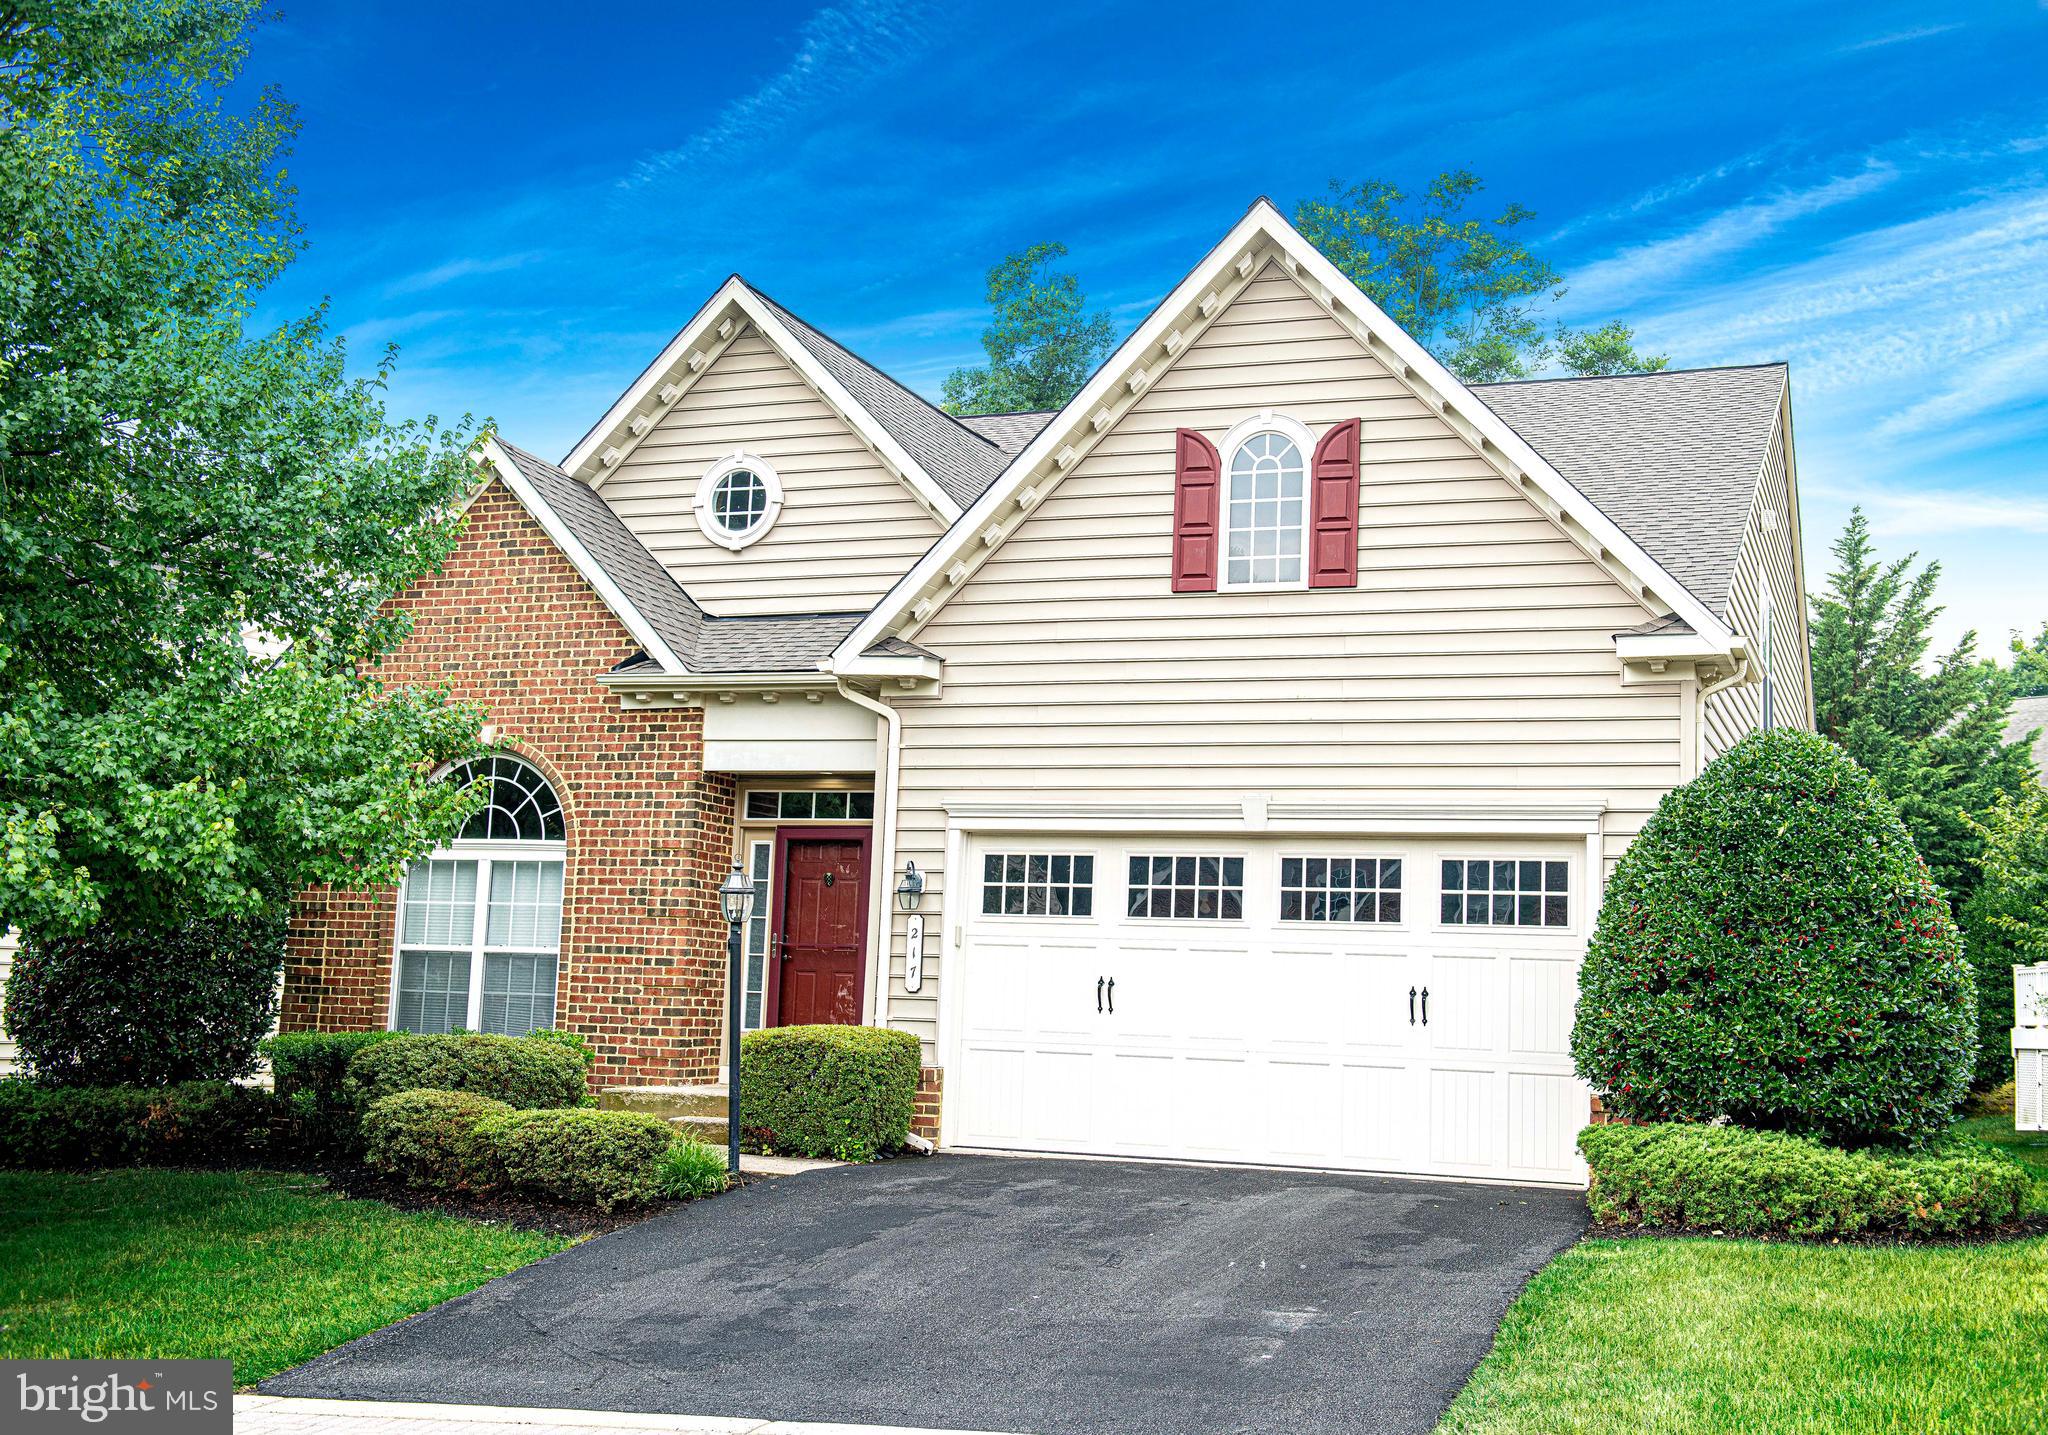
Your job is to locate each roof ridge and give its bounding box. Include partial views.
[741,281,1003,458]
[1471,361,1789,390]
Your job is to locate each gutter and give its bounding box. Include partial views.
[835,675,902,1034]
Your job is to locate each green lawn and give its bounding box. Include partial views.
[1442,1117,2048,1433]
[0,1169,569,1385]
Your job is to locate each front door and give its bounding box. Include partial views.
[773,829,871,1026]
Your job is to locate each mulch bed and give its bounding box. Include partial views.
[321,1165,743,1238]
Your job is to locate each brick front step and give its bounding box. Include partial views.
[596,1084,730,1121]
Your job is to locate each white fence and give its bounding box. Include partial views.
[2018,963,2048,1132]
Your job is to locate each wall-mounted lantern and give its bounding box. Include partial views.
[896,860,926,912]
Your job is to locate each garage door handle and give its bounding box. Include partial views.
[1421,986,1429,1026]
[1096,976,1104,1013]
[1408,986,1416,1025]
[1106,977,1115,1014]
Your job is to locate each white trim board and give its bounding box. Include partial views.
[831,198,1741,672]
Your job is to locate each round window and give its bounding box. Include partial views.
[695,454,784,550]
[711,469,769,535]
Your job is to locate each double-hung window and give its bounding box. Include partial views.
[394,756,567,1036]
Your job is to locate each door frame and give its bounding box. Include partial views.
[767,824,874,1028]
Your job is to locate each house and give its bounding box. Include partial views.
[2005,695,2048,782]
[278,200,1812,1186]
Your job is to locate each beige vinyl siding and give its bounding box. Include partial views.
[599,325,945,616]
[1704,417,1811,756]
[878,262,1684,1053]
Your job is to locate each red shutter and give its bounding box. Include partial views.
[1308,418,1362,588]
[1171,428,1222,592]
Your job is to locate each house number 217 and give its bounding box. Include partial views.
[904,915,925,993]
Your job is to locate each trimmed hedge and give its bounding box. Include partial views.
[361,1089,511,1190]
[344,1033,587,1111]
[4,915,287,1086]
[1571,729,1974,1148]
[0,1079,276,1168]
[740,1024,920,1161]
[1580,1122,2031,1238]
[477,1109,674,1210]
[261,1030,405,1156]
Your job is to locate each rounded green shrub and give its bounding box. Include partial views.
[360,1089,511,1190]
[739,1024,920,1161]
[260,1030,406,1156]
[1579,1122,2029,1237]
[3,915,286,1086]
[1571,729,1974,1147]
[476,1108,672,1210]
[344,1032,586,1110]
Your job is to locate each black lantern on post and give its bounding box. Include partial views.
[718,860,756,1175]
[896,860,925,912]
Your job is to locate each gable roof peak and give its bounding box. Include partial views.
[830,197,1746,671]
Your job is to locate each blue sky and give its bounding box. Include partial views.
[249,1,2048,654]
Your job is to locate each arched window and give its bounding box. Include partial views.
[1221,412,1313,589]
[448,755,565,841]
[393,755,566,1038]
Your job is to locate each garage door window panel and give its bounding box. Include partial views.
[1439,858,1570,928]
[1280,856,1403,923]
[1127,854,1244,920]
[982,852,1095,917]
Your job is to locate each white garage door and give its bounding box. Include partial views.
[948,836,1590,1185]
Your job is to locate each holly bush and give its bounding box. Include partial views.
[4,915,287,1086]
[1571,729,1974,1147]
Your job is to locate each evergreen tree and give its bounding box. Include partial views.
[1809,510,2034,901]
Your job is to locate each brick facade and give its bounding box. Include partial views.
[912,1065,944,1141]
[282,480,733,1086]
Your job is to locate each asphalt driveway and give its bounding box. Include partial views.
[265,1155,1585,1435]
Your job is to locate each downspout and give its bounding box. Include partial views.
[1695,655,1751,774]
[836,675,901,1033]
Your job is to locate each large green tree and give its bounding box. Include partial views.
[1960,790,2048,1084]
[1294,171,1670,384]
[2010,622,2048,698]
[0,1,486,940]
[941,241,1115,416]
[1809,510,2035,903]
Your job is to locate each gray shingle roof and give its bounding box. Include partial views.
[1472,364,1788,619]
[2006,695,2048,783]
[1615,613,1695,639]
[499,442,855,675]
[496,439,707,659]
[747,285,1009,509]
[692,613,864,673]
[957,410,1057,455]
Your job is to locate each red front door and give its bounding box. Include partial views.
[772,829,870,1027]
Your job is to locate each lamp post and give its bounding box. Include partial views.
[718,860,756,1176]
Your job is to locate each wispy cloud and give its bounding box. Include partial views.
[1804,475,2048,539]
[1564,164,1897,311]
[1840,23,1964,53]
[385,251,547,297]
[621,0,938,190]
